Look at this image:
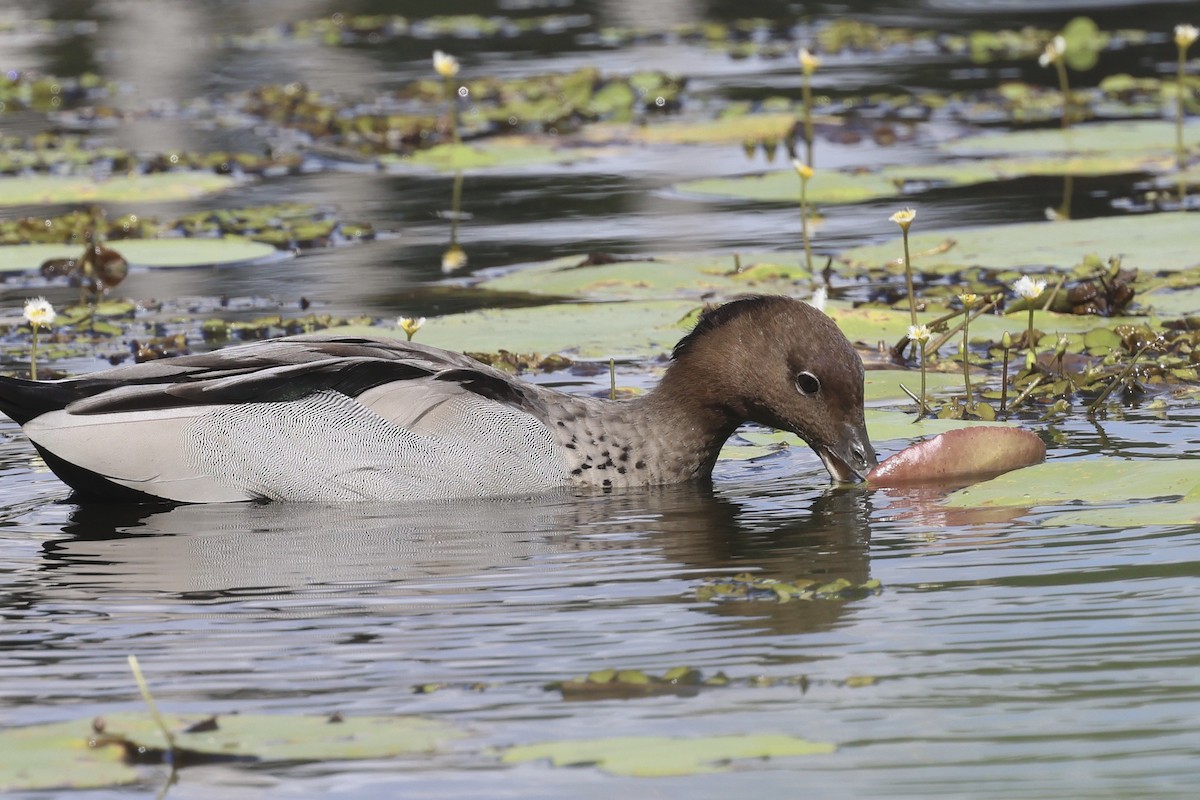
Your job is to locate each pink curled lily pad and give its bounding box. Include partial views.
[866,427,1046,487]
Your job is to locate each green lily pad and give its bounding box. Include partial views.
[0,712,466,792]
[0,237,283,272]
[324,300,701,358]
[0,172,238,207]
[836,212,1200,275]
[499,733,834,776]
[824,300,1131,349]
[943,459,1200,509]
[583,112,799,146]
[679,153,1175,204]
[1046,501,1200,528]
[864,408,1016,442]
[381,138,619,173]
[478,252,810,301]
[944,119,1200,158]
[864,370,976,404]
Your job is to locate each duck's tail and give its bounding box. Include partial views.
[0,375,78,426]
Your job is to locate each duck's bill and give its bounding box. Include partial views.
[815,426,878,484]
[818,449,866,483]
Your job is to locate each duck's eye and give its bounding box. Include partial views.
[795,371,821,396]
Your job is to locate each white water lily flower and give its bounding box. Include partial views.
[433,50,460,78]
[1038,35,1066,67]
[798,48,820,75]
[1176,23,1199,49]
[907,323,931,343]
[792,158,814,180]
[398,316,426,340]
[1013,275,1047,300]
[889,207,916,230]
[23,297,56,328]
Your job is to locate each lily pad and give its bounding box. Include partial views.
[381,138,619,173]
[0,238,284,272]
[0,712,466,792]
[867,427,1045,486]
[324,300,701,358]
[0,172,239,207]
[582,112,798,146]
[499,734,834,776]
[478,252,810,301]
[942,459,1200,509]
[677,154,1163,204]
[836,212,1200,275]
[944,119,1200,158]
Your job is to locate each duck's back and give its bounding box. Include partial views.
[2,336,572,503]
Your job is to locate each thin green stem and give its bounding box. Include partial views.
[799,178,813,273]
[1177,46,1188,170]
[1026,307,1035,351]
[1054,60,1071,130]
[445,77,460,146]
[1000,343,1010,414]
[902,229,916,327]
[128,655,178,758]
[801,73,814,167]
[30,327,38,381]
[918,342,928,420]
[961,314,973,410]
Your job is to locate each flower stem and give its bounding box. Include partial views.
[802,72,814,167]
[918,342,928,420]
[1054,59,1071,130]
[799,178,813,273]
[1178,45,1188,171]
[1026,307,1035,351]
[30,327,38,381]
[961,310,973,410]
[902,228,917,327]
[1000,342,1010,414]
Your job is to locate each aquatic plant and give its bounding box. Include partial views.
[433,49,462,148]
[907,323,932,419]
[797,48,819,166]
[1039,35,1071,129]
[397,316,426,341]
[792,158,814,272]
[1175,24,1198,169]
[957,292,978,410]
[22,297,55,381]
[1013,274,1047,350]
[889,207,918,329]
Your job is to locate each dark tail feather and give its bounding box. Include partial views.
[0,376,79,425]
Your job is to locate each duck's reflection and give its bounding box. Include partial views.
[37,476,876,640]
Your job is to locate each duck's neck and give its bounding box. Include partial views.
[549,364,742,488]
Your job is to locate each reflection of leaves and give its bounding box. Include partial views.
[500,734,835,776]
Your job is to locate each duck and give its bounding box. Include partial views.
[0,294,876,503]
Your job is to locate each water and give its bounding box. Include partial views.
[2,0,1200,797]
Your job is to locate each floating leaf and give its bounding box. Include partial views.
[479,251,809,301]
[944,119,1199,158]
[867,427,1046,487]
[0,173,238,207]
[324,300,700,358]
[943,460,1200,509]
[499,734,835,776]
[0,238,284,272]
[836,212,1200,275]
[0,712,466,792]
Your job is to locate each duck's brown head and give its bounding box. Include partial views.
[667,294,877,483]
